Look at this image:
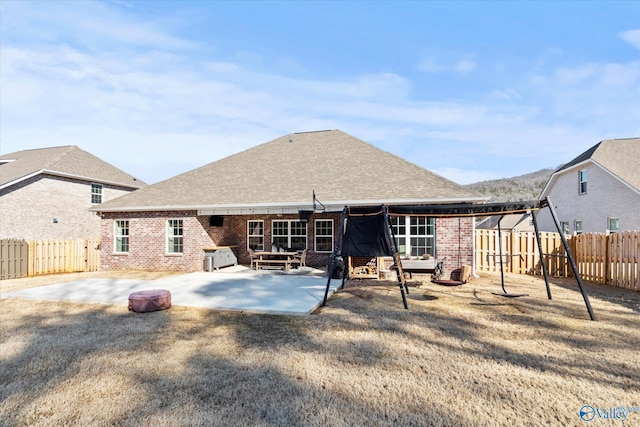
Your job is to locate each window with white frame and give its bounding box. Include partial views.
[114,220,129,253]
[248,220,264,251]
[574,220,583,235]
[391,216,407,255]
[391,216,435,257]
[560,221,570,235]
[167,219,183,254]
[578,169,587,194]
[91,183,103,204]
[272,220,307,251]
[315,219,334,252]
[608,217,619,233]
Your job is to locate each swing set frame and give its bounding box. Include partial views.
[321,197,597,321]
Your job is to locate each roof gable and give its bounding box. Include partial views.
[591,138,640,191]
[547,137,640,194]
[556,142,601,173]
[476,213,533,231]
[95,130,484,212]
[0,146,146,189]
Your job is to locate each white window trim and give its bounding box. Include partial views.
[392,216,435,258]
[247,220,265,251]
[314,219,334,253]
[578,169,587,195]
[91,183,103,204]
[114,219,129,254]
[166,219,184,255]
[574,220,582,235]
[272,220,307,250]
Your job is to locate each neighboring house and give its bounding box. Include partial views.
[476,213,534,233]
[0,146,146,240]
[537,137,640,234]
[92,130,487,272]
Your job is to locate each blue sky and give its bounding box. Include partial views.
[1,0,639,185]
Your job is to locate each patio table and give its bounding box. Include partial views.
[253,251,299,271]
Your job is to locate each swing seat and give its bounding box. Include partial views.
[492,292,529,298]
[432,279,465,286]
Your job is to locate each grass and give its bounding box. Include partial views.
[1,271,639,426]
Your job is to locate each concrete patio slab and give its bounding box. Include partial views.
[2,267,340,315]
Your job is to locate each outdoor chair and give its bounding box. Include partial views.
[248,248,259,269]
[290,249,307,268]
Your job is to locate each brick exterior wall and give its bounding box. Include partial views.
[537,164,640,233]
[100,210,475,274]
[436,217,475,274]
[228,212,341,268]
[100,211,340,272]
[101,211,212,272]
[0,174,136,240]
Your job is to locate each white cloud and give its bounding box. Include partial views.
[554,64,598,85]
[620,29,640,50]
[4,31,637,184]
[490,88,520,100]
[1,0,197,51]
[2,2,639,186]
[453,60,477,74]
[417,58,477,75]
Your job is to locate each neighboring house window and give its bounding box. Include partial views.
[608,217,619,233]
[392,216,435,257]
[91,183,103,204]
[167,219,183,254]
[272,220,307,251]
[315,219,334,252]
[248,220,264,251]
[574,220,582,235]
[560,221,570,235]
[578,169,587,195]
[114,220,129,253]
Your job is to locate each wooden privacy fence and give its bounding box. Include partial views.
[475,230,569,277]
[1,239,29,279]
[0,238,100,279]
[475,230,639,291]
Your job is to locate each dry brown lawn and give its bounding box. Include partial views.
[1,271,639,426]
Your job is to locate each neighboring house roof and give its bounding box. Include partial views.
[93,130,486,214]
[543,137,640,196]
[0,145,146,190]
[476,213,534,232]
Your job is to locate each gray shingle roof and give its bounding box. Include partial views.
[591,138,640,191]
[476,213,533,231]
[0,145,146,189]
[94,130,484,213]
[556,137,640,191]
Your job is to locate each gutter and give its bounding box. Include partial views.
[90,196,490,214]
[1,169,144,191]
